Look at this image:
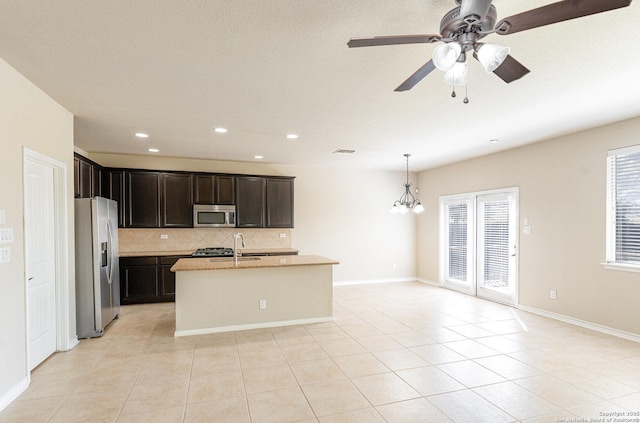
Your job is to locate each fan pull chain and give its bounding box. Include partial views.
[463,83,469,104]
[451,87,456,98]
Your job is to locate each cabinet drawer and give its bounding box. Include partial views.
[120,256,158,266]
[159,255,189,265]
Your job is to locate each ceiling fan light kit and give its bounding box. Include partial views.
[443,61,468,86]
[476,43,510,73]
[432,42,462,71]
[347,0,633,93]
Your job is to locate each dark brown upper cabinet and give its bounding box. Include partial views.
[161,172,193,227]
[266,178,294,228]
[126,171,161,227]
[125,170,193,228]
[193,174,215,205]
[236,176,266,228]
[103,169,126,227]
[215,175,235,205]
[193,174,235,205]
[74,153,103,199]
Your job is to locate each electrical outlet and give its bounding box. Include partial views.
[279,233,286,238]
[259,299,266,309]
[0,228,13,243]
[550,290,557,299]
[0,247,10,263]
[160,234,169,240]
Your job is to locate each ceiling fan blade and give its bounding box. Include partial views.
[394,60,437,92]
[347,34,441,48]
[459,0,493,23]
[491,55,530,83]
[495,0,632,35]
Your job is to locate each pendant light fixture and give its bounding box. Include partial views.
[391,154,425,214]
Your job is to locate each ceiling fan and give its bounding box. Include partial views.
[348,0,633,92]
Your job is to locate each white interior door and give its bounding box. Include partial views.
[25,159,57,370]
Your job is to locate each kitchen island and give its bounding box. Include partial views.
[171,255,339,337]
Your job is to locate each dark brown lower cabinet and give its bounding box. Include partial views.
[120,255,188,304]
[159,256,182,301]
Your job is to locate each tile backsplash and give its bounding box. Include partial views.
[118,228,292,253]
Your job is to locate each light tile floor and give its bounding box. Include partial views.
[2,281,639,422]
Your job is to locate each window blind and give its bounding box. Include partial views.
[448,203,468,281]
[481,200,510,288]
[608,146,640,264]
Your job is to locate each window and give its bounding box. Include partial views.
[606,145,640,270]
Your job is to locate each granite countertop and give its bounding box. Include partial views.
[239,248,299,255]
[171,255,339,272]
[119,250,194,258]
[119,248,299,258]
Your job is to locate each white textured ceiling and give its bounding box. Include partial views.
[1,1,639,171]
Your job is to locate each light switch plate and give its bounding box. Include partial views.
[0,228,14,243]
[523,226,532,235]
[0,247,10,263]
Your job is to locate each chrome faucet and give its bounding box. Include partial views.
[233,233,245,266]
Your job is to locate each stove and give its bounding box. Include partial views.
[192,247,234,257]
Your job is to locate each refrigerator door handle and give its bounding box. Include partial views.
[106,219,114,285]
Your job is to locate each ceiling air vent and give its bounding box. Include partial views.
[333,149,356,155]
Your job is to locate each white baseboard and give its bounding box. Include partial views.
[174,316,334,337]
[67,336,79,351]
[0,376,29,413]
[416,278,440,287]
[333,277,419,286]
[518,304,640,343]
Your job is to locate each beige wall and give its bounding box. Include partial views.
[417,117,640,337]
[0,59,74,404]
[90,153,419,283]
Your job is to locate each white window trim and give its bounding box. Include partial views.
[603,144,640,273]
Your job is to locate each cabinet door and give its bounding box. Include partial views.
[215,176,236,205]
[92,166,103,198]
[159,256,186,301]
[236,176,265,227]
[74,157,81,198]
[266,178,294,228]
[119,257,158,305]
[193,174,215,205]
[127,171,160,227]
[104,170,126,227]
[79,160,92,198]
[162,173,193,227]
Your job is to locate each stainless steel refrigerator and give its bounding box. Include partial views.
[74,197,120,338]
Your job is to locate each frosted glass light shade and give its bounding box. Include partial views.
[413,203,425,214]
[443,61,467,86]
[477,43,510,73]
[432,43,462,71]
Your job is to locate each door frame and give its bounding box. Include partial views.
[23,148,73,374]
[439,187,519,307]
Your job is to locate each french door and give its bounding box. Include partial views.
[440,189,518,306]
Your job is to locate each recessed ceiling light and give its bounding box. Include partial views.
[254,155,264,159]
[214,127,228,133]
[286,134,298,139]
[148,148,159,153]
[134,132,149,138]
[490,139,499,144]
[333,149,356,155]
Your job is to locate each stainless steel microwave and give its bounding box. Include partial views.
[193,205,236,228]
